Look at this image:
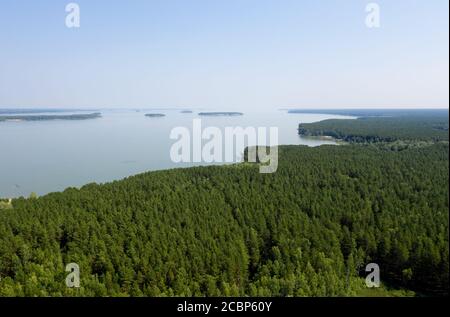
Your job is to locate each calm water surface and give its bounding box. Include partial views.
[0,110,354,197]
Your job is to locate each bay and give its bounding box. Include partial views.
[0,109,354,197]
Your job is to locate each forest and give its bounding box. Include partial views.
[0,114,448,297]
[297,111,448,144]
[0,112,102,122]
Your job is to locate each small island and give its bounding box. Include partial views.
[180,110,193,114]
[0,112,102,122]
[198,112,243,117]
[145,113,166,118]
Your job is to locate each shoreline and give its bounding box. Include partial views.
[0,111,372,198]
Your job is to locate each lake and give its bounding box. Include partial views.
[0,109,354,197]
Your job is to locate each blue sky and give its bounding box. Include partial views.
[0,0,448,110]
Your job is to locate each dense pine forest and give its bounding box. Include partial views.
[0,113,448,297]
[297,110,448,144]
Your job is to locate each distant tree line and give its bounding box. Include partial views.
[0,113,101,122]
[298,116,448,144]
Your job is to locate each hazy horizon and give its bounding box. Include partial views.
[0,106,449,111]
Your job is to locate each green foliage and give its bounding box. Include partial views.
[298,116,449,144]
[354,281,416,297]
[0,142,448,296]
[29,192,38,200]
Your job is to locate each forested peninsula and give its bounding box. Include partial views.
[198,112,243,117]
[0,112,102,122]
[298,111,448,149]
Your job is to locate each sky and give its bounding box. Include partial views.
[0,0,448,110]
